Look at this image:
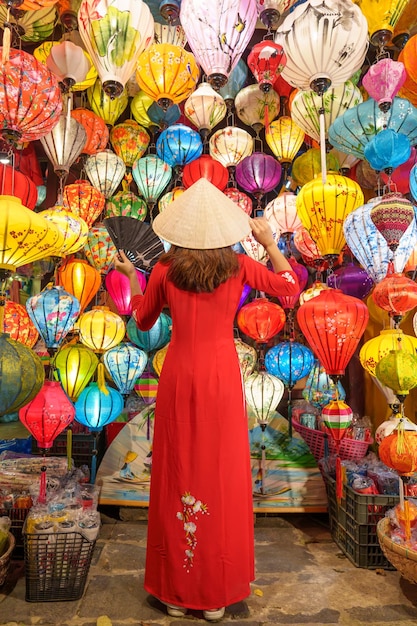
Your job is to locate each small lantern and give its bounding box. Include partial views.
[56,258,101,314]
[184,82,227,139]
[376,350,417,401]
[71,108,109,155]
[209,126,253,169]
[84,225,117,274]
[87,79,129,127]
[126,313,171,352]
[244,371,285,426]
[38,205,89,257]
[53,343,99,402]
[45,40,91,91]
[372,272,417,321]
[106,190,147,221]
[370,193,415,251]
[63,179,106,228]
[265,341,314,388]
[78,306,126,353]
[362,58,407,112]
[182,155,228,191]
[3,300,39,348]
[264,192,302,235]
[321,400,353,449]
[265,117,305,168]
[103,342,148,396]
[379,428,417,475]
[156,124,203,169]
[105,268,147,316]
[235,153,282,208]
[110,120,150,168]
[223,187,253,215]
[237,297,286,343]
[235,84,280,133]
[364,128,411,173]
[247,41,286,93]
[326,263,374,300]
[84,150,126,199]
[132,155,172,210]
[360,329,417,378]
[302,360,346,409]
[235,337,257,379]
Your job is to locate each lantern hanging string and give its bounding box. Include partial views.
[319,95,327,185]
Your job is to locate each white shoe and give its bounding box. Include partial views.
[203,607,225,622]
[166,604,188,617]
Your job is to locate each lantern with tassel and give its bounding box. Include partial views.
[247,41,286,93]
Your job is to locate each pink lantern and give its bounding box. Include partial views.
[223,186,253,215]
[264,192,302,234]
[362,58,407,112]
[277,257,308,310]
[105,268,147,316]
[247,41,286,92]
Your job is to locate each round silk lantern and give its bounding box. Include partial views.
[247,41,287,92]
[105,268,147,316]
[376,350,417,400]
[223,187,253,215]
[158,187,185,213]
[56,258,101,314]
[182,155,228,191]
[302,360,346,409]
[106,190,147,221]
[156,124,203,169]
[360,329,417,378]
[63,179,106,228]
[153,343,169,377]
[379,428,417,475]
[235,153,282,206]
[327,264,374,300]
[364,128,411,173]
[53,343,99,402]
[39,205,89,257]
[235,84,280,131]
[3,300,39,348]
[87,79,129,126]
[370,193,415,252]
[71,108,109,155]
[84,150,126,199]
[372,272,417,321]
[19,380,75,450]
[265,341,314,387]
[362,58,407,112]
[265,117,305,168]
[244,370,285,425]
[40,114,87,179]
[296,289,369,378]
[237,297,286,343]
[78,306,126,353]
[74,367,124,431]
[0,164,38,210]
[132,155,172,209]
[381,146,416,195]
[209,126,254,169]
[135,370,159,404]
[110,120,150,168]
[184,82,227,137]
[291,148,340,187]
[0,334,44,416]
[102,342,148,396]
[126,312,171,351]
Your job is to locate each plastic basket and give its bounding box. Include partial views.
[293,419,372,462]
[324,473,399,569]
[0,532,15,586]
[24,529,96,602]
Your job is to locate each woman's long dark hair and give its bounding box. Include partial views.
[159,246,240,293]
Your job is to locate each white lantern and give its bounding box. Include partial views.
[40,114,87,179]
[84,150,126,198]
[209,126,253,168]
[244,371,285,426]
[184,82,227,138]
[46,41,91,90]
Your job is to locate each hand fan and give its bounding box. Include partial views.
[104,216,164,272]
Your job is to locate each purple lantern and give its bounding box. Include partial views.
[327,263,374,300]
[235,153,282,207]
[238,284,252,311]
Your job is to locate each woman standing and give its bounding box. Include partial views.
[114,179,299,621]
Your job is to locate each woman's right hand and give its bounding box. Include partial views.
[113,250,137,278]
[249,216,277,249]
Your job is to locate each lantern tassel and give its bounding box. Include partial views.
[2,20,11,65]
[67,427,73,471]
[97,363,109,395]
[336,454,343,503]
[404,498,411,542]
[91,437,98,484]
[39,462,47,505]
[261,445,266,495]
[319,103,327,185]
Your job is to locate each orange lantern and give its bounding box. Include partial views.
[56,258,101,313]
[3,300,39,348]
[71,108,109,155]
[63,179,106,228]
[237,297,286,343]
[379,428,417,475]
[372,271,417,321]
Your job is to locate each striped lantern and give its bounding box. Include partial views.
[321,400,353,448]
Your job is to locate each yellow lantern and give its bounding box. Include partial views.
[153,343,169,376]
[136,43,200,111]
[56,258,101,313]
[38,205,89,257]
[34,41,98,91]
[376,350,417,400]
[130,89,155,129]
[391,2,417,48]
[265,117,305,168]
[296,173,364,259]
[353,0,410,46]
[53,343,99,402]
[0,6,57,43]
[87,79,129,126]
[360,329,417,378]
[78,306,126,353]
[110,120,150,168]
[291,148,340,187]
[158,186,185,213]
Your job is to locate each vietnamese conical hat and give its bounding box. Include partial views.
[152,178,251,249]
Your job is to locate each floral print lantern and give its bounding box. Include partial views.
[3,301,39,348]
[209,126,254,169]
[302,360,346,409]
[184,82,227,139]
[156,124,203,169]
[103,342,148,396]
[78,0,155,99]
[84,225,117,274]
[84,150,126,199]
[247,41,286,93]
[235,84,280,133]
[63,179,106,228]
[71,108,109,154]
[265,341,314,388]
[132,155,172,210]
[110,120,150,168]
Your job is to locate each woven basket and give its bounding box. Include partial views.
[293,419,372,462]
[0,532,15,586]
[377,517,417,583]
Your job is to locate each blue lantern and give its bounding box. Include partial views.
[410,163,417,203]
[219,58,248,104]
[364,128,411,173]
[156,123,203,168]
[344,199,417,283]
[102,342,148,396]
[302,360,345,409]
[26,283,80,352]
[265,341,314,388]
[148,101,181,129]
[328,97,417,160]
[126,313,172,352]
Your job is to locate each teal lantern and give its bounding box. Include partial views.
[0,334,45,416]
[26,283,80,353]
[302,360,346,409]
[132,154,172,212]
[148,101,181,129]
[126,313,172,352]
[156,124,203,169]
[219,58,248,107]
[364,128,411,174]
[102,342,148,396]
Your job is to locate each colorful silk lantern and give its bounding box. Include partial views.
[244,370,285,425]
[293,226,322,262]
[327,263,374,300]
[360,329,417,379]
[296,172,364,259]
[102,342,148,396]
[26,283,80,352]
[105,268,147,316]
[379,428,417,476]
[240,230,279,264]
[209,126,254,169]
[354,0,410,46]
[126,312,171,351]
[274,0,368,94]
[265,117,305,167]
[184,82,227,138]
[156,124,203,169]
[256,0,298,29]
[153,343,169,377]
[364,128,411,173]
[235,153,281,206]
[362,58,407,112]
[158,187,185,213]
[0,334,44,416]
[0,164,38,210]
[19,380,75,449]
[237,297,286,343]
[321,400,353,447]
[265,341,314,387]
[153,22,187,47]
[182,155,228,191]
[40,114,87,179]
[0,48,63,144]
[247,41,286,92]
[106,190,147,221]
[110,120,150,168]
[372,272,417,320]
[87,79,129,126]
[78,306,125,353]
[370,193,415,251]
[56,258,101,313]
[291,148,340,187]
[400,33,417,85]
[234,337,257,379]
[53,343,99,402]
[223,187,253,215]
[135,370,159,404]
[235,84,280,132]
[296,288,369,378]
[3,300,39,348]
[264,192,302,234]
[38,205,89,257]
[84,225,117,274]
[132,155,172,209]
[71,108,109,155]
[376,350,417,400]
[34,39,98,92]
[302,360,346,409]
[63,179,106,228]
[84,150,126,198]
[0,5,57,43]
[179,0,258,90]
[78,0,154,99]
[136,43,199,110]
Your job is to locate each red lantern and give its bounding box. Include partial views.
[379,429,417,476]
[3,301,39,348]
[237,297,286,343]
[63,179,106,228]
[277,257,308,310]
[247,41,287,93]
[13,143,44,187]
[372,272,417,320]
[296,289,369,378]
[0,164,38,210]
[56,258,101,313]
[223,187,253,215]
[19,380,75,449]
[105,268,147,316]
[71,107,109,155]
[182,155,229,191]
[381,147,416,195]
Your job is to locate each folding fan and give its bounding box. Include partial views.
[103,216,164,272]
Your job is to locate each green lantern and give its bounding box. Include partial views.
[376,350,417,402]
[0,334,44,416]
[106,190,147,221]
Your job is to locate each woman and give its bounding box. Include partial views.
[114,179,299,621]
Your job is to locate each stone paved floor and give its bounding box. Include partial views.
[1,508,417,626]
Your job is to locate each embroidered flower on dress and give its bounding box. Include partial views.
[281,271,296,284]
[177,491,208,573]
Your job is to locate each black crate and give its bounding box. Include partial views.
[31,430,105,472]
[324,473,399,569]
[24,530,96,602]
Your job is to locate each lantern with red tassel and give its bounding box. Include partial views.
[322,399,354,500]
[247,41,287,93]
[237,297,286,344]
